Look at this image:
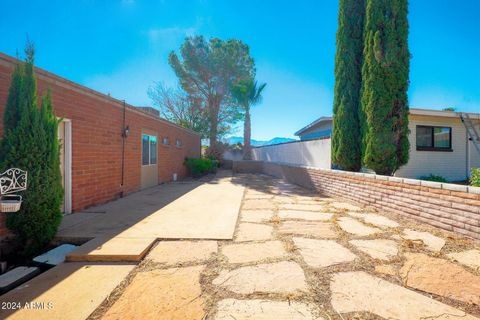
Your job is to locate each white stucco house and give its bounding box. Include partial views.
[254,108,480,181]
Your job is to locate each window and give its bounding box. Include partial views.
[176,139,182,148]
[162,137,170,145]
[142,134,157,165]
[416,125,452,151]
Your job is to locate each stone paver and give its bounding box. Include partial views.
[214,299,320,320]
[349,239,398,261]
[402,229,445,252]
[400,253,480,305]
[349,212,399,228]
[241,210,274,223]
[278,210,333,221]
[278,221,338,238]
[146,240,217,266]
[331,271,478,320]
[235,223,273,242]
[279,203,327,211]
[222,241,287,264]
[447,249,480,271]
[242,199,275,210]
[329,201,362,211]
[375,264,397,276]
[337,217,382,236]
[212,261,307,295]
[103,265,205,320]
[293,238,356,268]
[0,262,135,320]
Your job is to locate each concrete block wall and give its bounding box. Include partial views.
[234,160,480,240]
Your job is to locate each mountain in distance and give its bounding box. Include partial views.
[225,136,297,146]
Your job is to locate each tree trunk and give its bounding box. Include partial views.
[243,108,252,160]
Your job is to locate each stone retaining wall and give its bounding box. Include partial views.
[234,161,480,240]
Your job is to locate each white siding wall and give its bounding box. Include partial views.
[395,115,471,181]
[252,138,331,169]
[468,119,480,171]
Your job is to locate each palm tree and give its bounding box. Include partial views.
[232,79,267,160]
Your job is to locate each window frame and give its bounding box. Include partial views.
[141,134,158,166]
[175,138,182,148]
[416,125,453,152]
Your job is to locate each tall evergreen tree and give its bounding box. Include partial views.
[360,0,410,175]
[0,42,63,256]
[332,0,365,172]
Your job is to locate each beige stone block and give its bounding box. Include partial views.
[222,241,286,264]
[146,240,217,265]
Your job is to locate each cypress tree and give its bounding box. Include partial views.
[1,42,63,256]
[360,0,410,175]
[332,0,365,171]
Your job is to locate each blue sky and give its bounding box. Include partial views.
[1,0,479,140]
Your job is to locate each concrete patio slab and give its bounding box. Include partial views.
[57,175,244,241]
[331,271,477,320]
[66,236,156,262]
[214,299,321,320]
[146,240,217,266]
[102,265,206,320]
[0,262,135,320]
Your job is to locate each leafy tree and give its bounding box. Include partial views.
[148,83,209,137]
[360,0,410,175]
[332,0,365,171]
[232,79,266,160]
[169,36,255,155]
[0,42,63,256]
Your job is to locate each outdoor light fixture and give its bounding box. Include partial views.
[123,125,130,138]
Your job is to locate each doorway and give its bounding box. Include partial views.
[59,119,72,214]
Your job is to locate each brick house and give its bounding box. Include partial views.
[0,52,201,237]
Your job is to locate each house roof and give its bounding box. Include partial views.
[295,108,480,136]
[294,116,332,136]
[0,52,201,136]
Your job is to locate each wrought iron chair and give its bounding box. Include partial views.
[0,168,27,212]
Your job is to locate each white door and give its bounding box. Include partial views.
[59,119,72,214]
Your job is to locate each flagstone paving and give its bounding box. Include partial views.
[14,172,477,320]
[447,249,480,271]
[402,228,446,252]
[222,240,287,264]
[349,239,399,261]
[145,240,217,266]
[212,261,308,295]
[293,238,357,268]
[278,209,334,221]
[337,216,383,236]
[214,299,320,320]
[400,253,480,305]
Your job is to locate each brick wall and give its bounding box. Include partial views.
[0,53,201,237]
[234,161,480,240]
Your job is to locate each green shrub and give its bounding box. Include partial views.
[420,174,448,183]
[0,42,63,256]
[470,168,480,187]
[184,158,217,177]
